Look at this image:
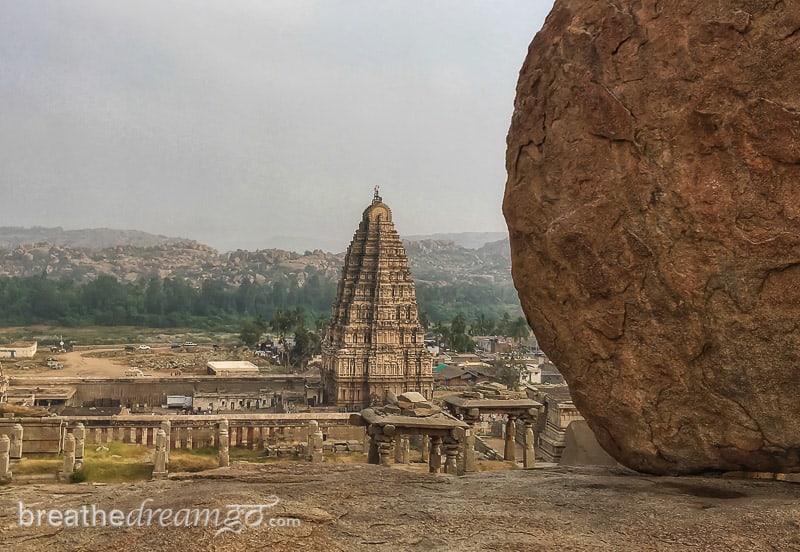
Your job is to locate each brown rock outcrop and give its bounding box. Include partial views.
[504,0,800,474]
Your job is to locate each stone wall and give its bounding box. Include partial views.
[10,375,311,409]
[0,417,64,453]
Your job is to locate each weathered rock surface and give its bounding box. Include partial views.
[504,0,800,474]
[4,463,800,551]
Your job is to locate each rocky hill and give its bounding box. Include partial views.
[0,233,512,287]
[0,227,189,249]
[403,238,511,285]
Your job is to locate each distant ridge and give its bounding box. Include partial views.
[0,227,191,249]
[0,227,509,254]
[403,231,508,250]
[0,228,513,286]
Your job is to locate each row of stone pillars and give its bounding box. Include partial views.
[0,419,331,483]
[82,423,297,450]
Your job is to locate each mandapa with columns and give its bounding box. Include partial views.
[352,406,470,475]
[443,391,542,469]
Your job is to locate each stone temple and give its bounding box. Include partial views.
[321,189,433,410]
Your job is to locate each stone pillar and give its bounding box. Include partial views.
[152,429,168,479]
[504,416,516,462]
[463,429,476,473]
[186,427,193,450]
[377,436,393,466]
[367,427,379,464]
[421,435,430,463]
[74,423,86,470]
[523,419,536,469]
[379,424,396,466]
[93,428,102,444]
[10,423,23,460]
[444,440,460,475]
[0,435,11,482]
[160,420,171,467]
[429,436,443,473]
[308,420,324,463]
[395,436,409,464]
[217,420,230,468]
[127,427,136,444]
[61,433,76,480]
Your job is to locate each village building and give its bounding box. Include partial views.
[0,341,37,359]
[206,361,260,377]
[321,189,434,409]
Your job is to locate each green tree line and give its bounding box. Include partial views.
[0,273,523,330]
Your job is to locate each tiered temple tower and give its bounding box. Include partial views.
[321,188,434,409]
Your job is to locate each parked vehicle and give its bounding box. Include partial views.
[138,344,151,350]
[183,341,197,347]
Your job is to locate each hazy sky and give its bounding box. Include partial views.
[1,1,555,252]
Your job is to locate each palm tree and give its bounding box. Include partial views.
[470,313,490,336]
[509,316,531,349]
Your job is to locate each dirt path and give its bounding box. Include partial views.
[56,348,129,377]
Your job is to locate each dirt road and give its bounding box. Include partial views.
[57,348,129,377]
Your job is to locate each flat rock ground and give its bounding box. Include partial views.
[2,462,800,551]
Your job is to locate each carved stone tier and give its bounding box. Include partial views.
[321,193,434,409]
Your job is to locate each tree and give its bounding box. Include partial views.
[446,312,474,353]
[270,308,307,368]
[470,313,494,336]
[240,316,267,348]
[495,312,512,336]
[492,359,524,390]
[509,316,531,347]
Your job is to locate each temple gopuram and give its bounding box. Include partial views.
[321,188,434,409]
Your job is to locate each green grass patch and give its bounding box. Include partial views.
[78,442,155,482]
[86,441,149,460]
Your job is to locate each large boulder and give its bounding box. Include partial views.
[504,0,800,474]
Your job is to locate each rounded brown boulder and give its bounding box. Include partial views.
[504,0,800,474]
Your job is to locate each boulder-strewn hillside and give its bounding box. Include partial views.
[0,232,512,287]
[404,239,511,285]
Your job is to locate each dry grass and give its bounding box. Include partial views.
[168,453,218,473]
[10,457,61,476]
[475,460,516,472]
[326,452,368,464]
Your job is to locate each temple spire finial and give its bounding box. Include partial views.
[373,185,381,204]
